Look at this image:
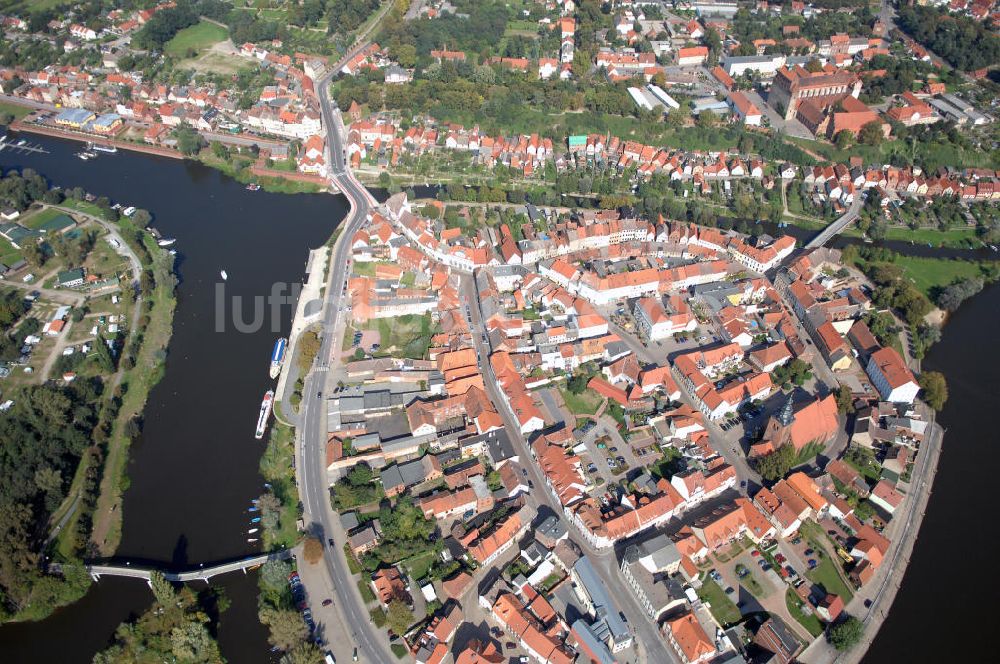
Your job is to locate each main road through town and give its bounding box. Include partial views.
[292,43,389,663]
[459,275,675,664]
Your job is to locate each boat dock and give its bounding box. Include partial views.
[0,135,48,155]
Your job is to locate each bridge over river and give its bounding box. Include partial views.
[51,549,293,585]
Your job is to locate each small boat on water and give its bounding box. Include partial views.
[89,143,117,153]
[250,516,261,523]
[123,206,136,217]
[248,528,259,534]
[255,390,275,440]
[246,183,261,191]
[247,538,259,543]
[157,238,176,247]
[269,337,287,379]
[220,269,228,281]
[76,153,90,161]
[248,506,260,512]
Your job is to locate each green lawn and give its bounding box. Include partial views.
[559,387,603,416]
[353,261,377,277]
[22,207,74,232]
[863,225,981,248]
[402,551,436,581]
[0,236,23,266]
[697,579,742,625]
[785,588,824,637]
[893,256,989,298]
[365,313,435,359]
[806,555,854,602]
[165,20,229,58]
[0,100,33,121]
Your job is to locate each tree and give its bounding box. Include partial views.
[858,121,884,146]
[917,371,948,411]
[386,599,414,637]
[834,130,854,149]
[696,110,717,128]
[752,444,796,481]
[302,536,324,564]
[827,615,863,651]
[281,642,325,664]
[260,606,309,651]
[834,385,854,414]
[21,241,44,267]
[131,209,152,228]
[173,123,205,156]
[260,559,293,596]
[935,276,983,311]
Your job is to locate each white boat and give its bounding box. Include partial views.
[247,528,259,534]
[247,538,259,543]
[269,338,286,379]
[157,238,176,247]
[76,153,91,161]
[90,143,117,153]
[123,206,136,217]
[255,390,274,439]
[220,269,228,281]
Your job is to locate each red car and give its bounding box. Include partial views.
[751,550,760,557]
[775,553,786,563]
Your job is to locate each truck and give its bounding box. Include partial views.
[324,653,336,664]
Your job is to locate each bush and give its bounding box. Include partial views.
[827,615,864,651]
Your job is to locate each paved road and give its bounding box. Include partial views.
[460,275,671,664]
[291,37,391,664]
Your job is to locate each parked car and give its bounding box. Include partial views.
[775,553,786,563]
[322,599,333,606]
[804,548,814,556]
[750,550,760,557]
[808,559,818,569]
[725,586,735,594]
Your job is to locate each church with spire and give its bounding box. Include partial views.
[749,392,840,458]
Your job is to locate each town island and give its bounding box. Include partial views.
[1,0,998,663]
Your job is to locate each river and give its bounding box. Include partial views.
[0,132,996,662]
[0,132,347,662]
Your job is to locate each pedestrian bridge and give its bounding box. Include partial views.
[55,550,294,585]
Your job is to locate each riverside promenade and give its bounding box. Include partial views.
[801,417,944,663]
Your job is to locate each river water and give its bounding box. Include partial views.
[0,132,347,662]
[1,132,996,661]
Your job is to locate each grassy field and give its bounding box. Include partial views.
[893,256,988,297]
[165,20,229,58]
[864,225,982,248]
[806,556,854,602]
[0,235,22,266]
[259,422,301,550]
[0,100,33,121]
[402,550,436,582]
[785,587,824,637]
[21,207,73,231]
[697,579,742,625]
[364,313,435,359]
[559,387,603,416]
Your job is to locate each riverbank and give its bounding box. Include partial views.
[11,118,185,160]
[90,230,177,555]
